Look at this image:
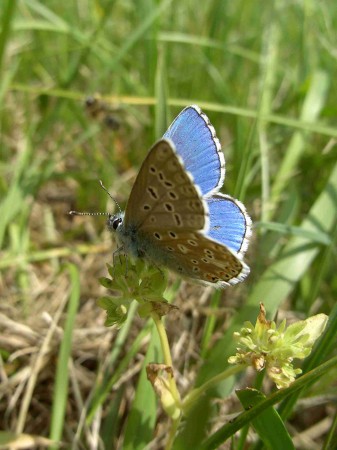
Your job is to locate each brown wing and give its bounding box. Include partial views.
[124,139,209,233]
[150,230,249,286]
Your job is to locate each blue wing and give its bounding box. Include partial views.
[163,105,225,197]
[206,194,251,255]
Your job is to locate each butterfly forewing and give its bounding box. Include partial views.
[163,105,225,197]
[124,139,209,233]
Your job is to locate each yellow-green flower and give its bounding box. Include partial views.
[98,255,170,326]
[228,304,328,388]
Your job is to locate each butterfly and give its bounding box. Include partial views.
[106,105,251,288]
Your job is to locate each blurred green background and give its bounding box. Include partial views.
[1,0,337,449]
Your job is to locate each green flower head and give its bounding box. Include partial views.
[98,255,171,327]
[228,304,328,388]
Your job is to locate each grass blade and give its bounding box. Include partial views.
[0,0,17,75]
[122,323,159,450]
[269,70,330,216]
[49,264,80,447]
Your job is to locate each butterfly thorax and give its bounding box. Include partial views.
[107,212,179,264]
[107,212,147,258]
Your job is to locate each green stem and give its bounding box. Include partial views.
[151,312,181,403]
[151,312,172,366]
[151,312,182,450]
[182,365,246,414]
[164,417,180,450]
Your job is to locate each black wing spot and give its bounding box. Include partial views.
[164,203,174,212]
[169,191,178,200]
[174,214,182,226]
[147,187,159,199]
[188,240,197,246]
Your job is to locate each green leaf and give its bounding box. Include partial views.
[278,304,337,420]
[256,221,332,245]
[236,388,295,450]
[96,297,129,327]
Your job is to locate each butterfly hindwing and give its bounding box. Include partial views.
[207,194,252,255]
[149,230,249,286]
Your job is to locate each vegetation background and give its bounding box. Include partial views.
[1,0,337,448]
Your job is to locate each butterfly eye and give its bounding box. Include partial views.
[112,218,122,230]
[107,216,123,231]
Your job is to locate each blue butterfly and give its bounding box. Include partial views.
[107,105,251,287]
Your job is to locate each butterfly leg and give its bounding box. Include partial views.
[112,245,129,276]
[147,257,166,280]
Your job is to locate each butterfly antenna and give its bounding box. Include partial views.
[69,181,122,217]
[98,180,122,214]
[69,210,110,217]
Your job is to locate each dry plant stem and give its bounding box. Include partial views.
[182,364,246,413]
[15,294,69,433]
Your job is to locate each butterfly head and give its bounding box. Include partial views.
[107,212,124,233]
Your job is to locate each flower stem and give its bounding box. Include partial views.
[164,416,180,450]
[151,312,181,404]
[151,312,182,450]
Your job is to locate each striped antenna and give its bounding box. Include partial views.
[69,180,122,216]
[69,210,110,217]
